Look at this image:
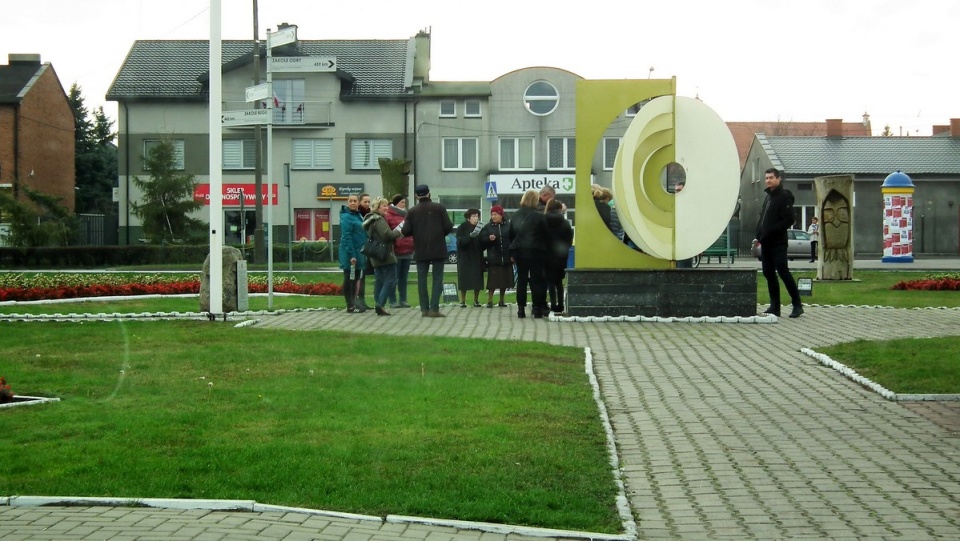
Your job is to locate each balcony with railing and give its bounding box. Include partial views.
[222,101,334,127]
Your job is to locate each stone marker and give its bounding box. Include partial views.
[200,246,244,313]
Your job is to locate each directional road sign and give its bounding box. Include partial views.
[270,56,337,73]
[245,83,271,103]
[222,109,270,127]
[268,26,297,48]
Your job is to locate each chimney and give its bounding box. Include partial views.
[413,28,432,86]
[952,118,960,138]
[826,118,843,138]
[8,53,41,66]
[932,125,949,136]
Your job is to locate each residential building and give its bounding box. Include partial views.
[107,28,639,244]
[740,119,960,256]
[0,53,75,220]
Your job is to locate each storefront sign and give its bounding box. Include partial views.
[194,183,278,206]
[317,183,366,200]
[486,174,579,195]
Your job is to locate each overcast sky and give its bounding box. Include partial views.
[3,0,957,136]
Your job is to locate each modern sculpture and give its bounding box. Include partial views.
[566,78,756,317]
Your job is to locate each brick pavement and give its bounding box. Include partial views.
[2,303,959,540]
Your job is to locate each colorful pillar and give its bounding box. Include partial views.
[881,170,915,263]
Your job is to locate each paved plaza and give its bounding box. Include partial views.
[2,299,959,540]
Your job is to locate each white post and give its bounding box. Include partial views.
[266,30,274,308]
[208,0,223,314]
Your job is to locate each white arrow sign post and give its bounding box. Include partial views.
[269,56,337,73]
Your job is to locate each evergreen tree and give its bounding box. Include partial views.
[130,140,206,243]
[0,187,79,247]
[69,84,118,214]
[881,125,894,137]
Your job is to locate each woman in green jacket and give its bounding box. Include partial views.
[362,197,404,316]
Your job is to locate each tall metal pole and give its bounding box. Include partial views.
[208,0,223,314]
[266,29,274,308]
[252,0,265,264]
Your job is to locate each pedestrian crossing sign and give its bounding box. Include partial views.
[484,181,498,202]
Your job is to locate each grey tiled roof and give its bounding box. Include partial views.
[0,63,42,104]
[763,135,960,176]
[106,39,412,101]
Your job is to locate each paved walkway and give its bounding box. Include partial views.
[3,304,959,540]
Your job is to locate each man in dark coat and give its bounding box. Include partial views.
[756,168,803,318]
[401,185,454,317]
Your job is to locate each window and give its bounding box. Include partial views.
[269,79,306,124]
[548,137,576,170]
[223,140,257,169]
[464,100,481,117]
[625,99,651,117]
[350,139,392,170]
[499,137,534,170]
[524,81,559,116]
[292,139,333,169]
[144,139,185,170]
[439,100,456,118]
[442,138,478,170]
[603,137,621,170]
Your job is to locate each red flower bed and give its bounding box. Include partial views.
[891,274,960,291]
[0,273,342,302]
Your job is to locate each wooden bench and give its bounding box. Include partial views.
[702,233,736,264]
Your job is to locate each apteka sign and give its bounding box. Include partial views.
[487,174,576,195]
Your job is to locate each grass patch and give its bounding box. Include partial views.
[761,271,960,308]
[0,321,621,533]
[817,337,960,394]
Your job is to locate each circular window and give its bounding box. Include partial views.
[523,81,559,116]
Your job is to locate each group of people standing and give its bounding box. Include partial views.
[338,184,573,320]
[454,186,572,319]
[339,185,455,318]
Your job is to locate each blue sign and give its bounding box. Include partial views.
[484,181,498,202]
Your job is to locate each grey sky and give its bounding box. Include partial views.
[3,0,957,135]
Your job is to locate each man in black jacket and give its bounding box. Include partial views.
[401,184,454,317]
[756,168,803,318]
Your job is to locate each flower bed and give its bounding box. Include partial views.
[891,273,960,291]
[0,273,341,302]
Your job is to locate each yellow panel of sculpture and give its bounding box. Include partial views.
[575,79,740,268]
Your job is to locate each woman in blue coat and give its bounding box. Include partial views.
[338,195,367,312]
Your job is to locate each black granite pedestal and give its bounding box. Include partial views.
[566,269,757,318]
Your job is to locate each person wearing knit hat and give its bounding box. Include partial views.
[480,204,513,307]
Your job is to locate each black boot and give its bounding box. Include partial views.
[517,306,526,319]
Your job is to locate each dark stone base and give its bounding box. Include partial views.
[566,269,757,318]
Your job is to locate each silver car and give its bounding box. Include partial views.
[751,229,813,260]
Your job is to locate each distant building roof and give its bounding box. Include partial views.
[107,39,413,102]
[758,134,960,176]
[728,121,870,167]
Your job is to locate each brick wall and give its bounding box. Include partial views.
[5,65,75,212]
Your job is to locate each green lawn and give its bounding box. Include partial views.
[818,337,960,394]
[0,321,621,533]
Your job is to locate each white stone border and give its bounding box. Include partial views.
[0,495,632,540]
[800,348,960,402]
[551,313,777,324]
[0,396,60,409]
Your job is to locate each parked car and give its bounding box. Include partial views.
[445,233,458,264]
[751,229,813,260]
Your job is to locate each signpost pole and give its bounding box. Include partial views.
[285,163,292,271]
[266,30,274,308]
